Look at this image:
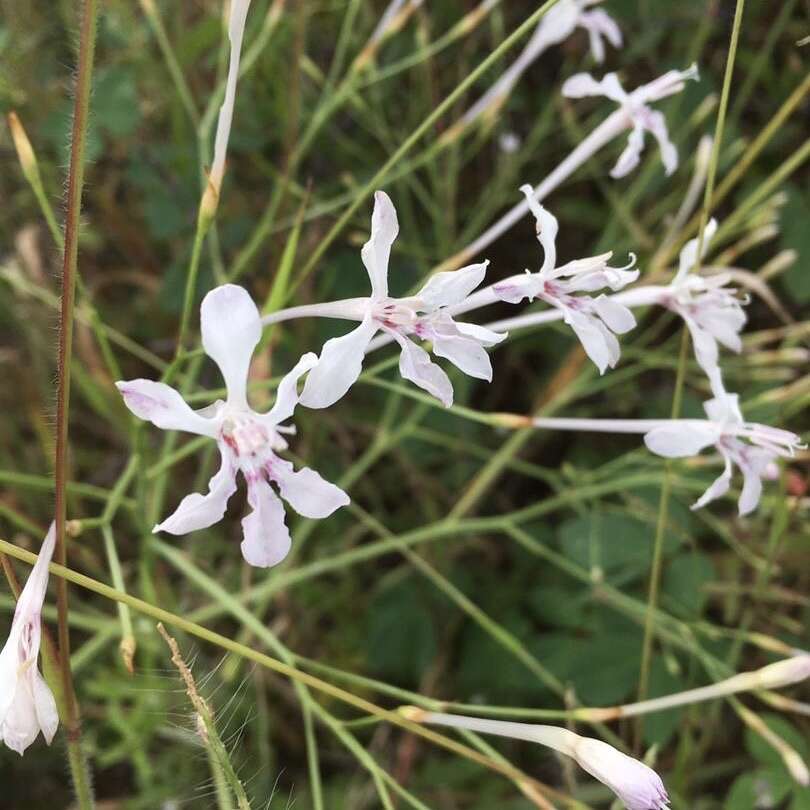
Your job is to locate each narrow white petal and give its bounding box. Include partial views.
[493,273,543,304]
[271,458,350,518]
[644,425,717,458]
[691,456,734,511]
[593,295,637,334]
[677,218,718,278]
[562,72,608,99]
[645,109,678,176]
[519,185,558,272]
[154,452,237,535]
[32,672,59,745]
[300,316,378,409]
[455,321,508,346]
[361,191,398,299]
[432,334,493,381]
[116,380,218,437]
[201,284,261,408]
[418,261,489,310]
[611,123,645,179]
[12,523,56,622]
[392,332,454,407]
[240,477,291,568]
[566,311,611,374]
[1,682,39,755]
[264,352,318,426]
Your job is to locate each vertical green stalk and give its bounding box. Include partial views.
[636,0,747,743]
[54,0,98,806]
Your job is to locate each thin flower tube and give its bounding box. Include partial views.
[117,285,349,567]
[298,191,506,409]
[405,710,669,810]
[0,524,59,755]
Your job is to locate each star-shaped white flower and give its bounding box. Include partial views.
[117,285,349,568]
[563,64,699,178]
[536,0,623,63]
[663,219,747,396]
[299,191,506,410]
[493,185,638,374]
[0,524,59,755]
[644,392,804,515]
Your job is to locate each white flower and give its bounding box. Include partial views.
[414,712,668,810]
[0,524,59,755]
[457,0,621,131]
[493,185,638,374]
[531,0,622,64]
[662,219,747,396]
[299,191,506,409]
[644,392,804,515]
[563,64,699,177]
[117,285,349,568]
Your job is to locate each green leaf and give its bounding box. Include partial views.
[661,552,715,617]
[780,186,810,303]
[366,580,436,685]
[94,67,141,139]
[557,513,679,581]
[724,767,793,810]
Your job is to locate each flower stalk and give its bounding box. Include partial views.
[54,0,98,804]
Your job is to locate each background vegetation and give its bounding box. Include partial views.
[0,1,808,807]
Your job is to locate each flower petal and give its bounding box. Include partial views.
[562,72,626,103]
[271,458,350,518]
[593,295,636,334]
[154,452,237,535]
[418,261,489,310]
[431,334,493,381]
[644,424,718,458]
[456,321,507,346]
[691,456,733,511]
[240,477,292,568]
[32,671,58,745]
[677,218,718,278]
[1,681,39,755]
[201,284,262,408]
[361,191,398,299]
[611,122,645,179]
[565,311,612,374]
[117,380,218,437]
[519,185,558,273]
[493,273,543,304]
[644,108,678,176]
[300,316,379,409]
[392,332,454,407]
[264,352,318,426]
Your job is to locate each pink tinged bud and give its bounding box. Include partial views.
[420,714,668,810]
[0,524,60,755]
[754,655,810,690]
[571,736,670,810]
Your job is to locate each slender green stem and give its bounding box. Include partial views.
[287,0,560,299]
[0,536,551,799]
[55,0,98,805]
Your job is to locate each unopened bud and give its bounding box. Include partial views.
[398,705,428,723]
[753,655,810,690]
[7,112,38,180]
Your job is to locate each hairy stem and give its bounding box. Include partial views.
[54,0,98,805]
